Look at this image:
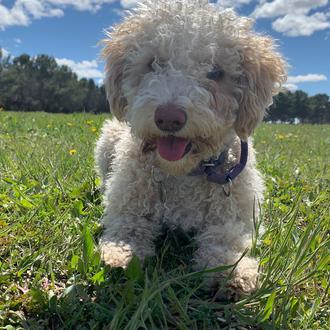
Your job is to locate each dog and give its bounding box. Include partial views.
[95,0,286,295]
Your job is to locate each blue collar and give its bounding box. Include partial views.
[189,140,248,186]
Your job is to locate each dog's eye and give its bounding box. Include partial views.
[207,65,225,81]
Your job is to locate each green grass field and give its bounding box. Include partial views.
[0,112,329,329]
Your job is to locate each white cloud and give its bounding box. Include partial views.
[14,38,22,44]
[283,74,327,91]
[0,0,116,29]
[272,12,330,36]
[216,0,253,9]
[252,0,328,18]
[287,74,328,84]
[252,0,330,37]
[97,78,104,85]
[1,48,10,58]
[120,0,139,9]
[55,58,104,79]
[19,0,64,19]
[47,0,115,12]
[0,1,30,29]
[283,83,298,92]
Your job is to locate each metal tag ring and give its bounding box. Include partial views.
[222,177,232,197]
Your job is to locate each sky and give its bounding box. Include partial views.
[0,0,330,95]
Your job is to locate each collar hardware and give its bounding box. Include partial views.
[189,140,248,193]
[222,177,232,197]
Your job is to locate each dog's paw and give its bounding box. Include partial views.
[100,241,133,268]
[212,257,259,301]
[229,273,258,298]
[230,257,259,298]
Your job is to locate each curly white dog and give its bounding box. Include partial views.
[95,0,286,295]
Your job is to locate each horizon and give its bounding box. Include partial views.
[1,0,330,96]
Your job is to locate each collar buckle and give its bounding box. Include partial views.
[189,140,248,194]
[203,163,216,167]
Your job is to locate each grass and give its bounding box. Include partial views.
[0,111,329,329]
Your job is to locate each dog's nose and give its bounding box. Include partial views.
[154,104,187,132]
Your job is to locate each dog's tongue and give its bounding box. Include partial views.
[156,136,190,161]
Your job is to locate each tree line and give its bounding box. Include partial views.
[0,50,109,113]
[266,90,330,124]
[1,50,329,123]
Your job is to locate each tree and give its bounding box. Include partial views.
[267,91,293,122]
[292,90,309,123]
[0,52,109,113]
[267,90,330,124]
[307,94,329,124]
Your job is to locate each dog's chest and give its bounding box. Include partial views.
[154,174,219,230]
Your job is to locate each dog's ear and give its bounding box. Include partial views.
[102,33,128,121]
[235,36,286,140]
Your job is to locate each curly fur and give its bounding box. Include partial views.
[95,0,286,295]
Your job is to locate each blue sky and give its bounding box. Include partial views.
[1,0,330,95]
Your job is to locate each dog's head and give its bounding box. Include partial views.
[102,0,286,176]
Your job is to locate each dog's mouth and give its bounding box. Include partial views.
[156,135,192,161]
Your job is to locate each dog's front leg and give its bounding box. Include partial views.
[194,230,259,297]
[99,214,160,268]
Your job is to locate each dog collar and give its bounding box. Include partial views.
[189,140,248,189]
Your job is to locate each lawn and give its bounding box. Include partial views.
[0,111,329,329]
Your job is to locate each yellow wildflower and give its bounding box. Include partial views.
[0,220,8,228]
[69,148,77,155]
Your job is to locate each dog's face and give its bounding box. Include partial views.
[103,1,286,176]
